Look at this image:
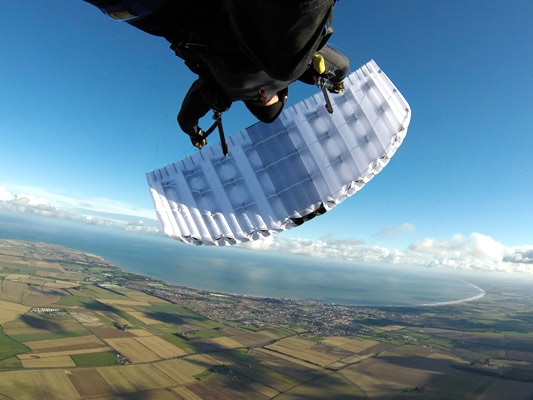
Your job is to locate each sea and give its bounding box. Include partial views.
[0,209,486,307]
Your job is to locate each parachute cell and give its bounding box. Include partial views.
[146,60,411,246]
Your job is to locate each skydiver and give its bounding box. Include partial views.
[177,45,349,149]
[83,0,349,149]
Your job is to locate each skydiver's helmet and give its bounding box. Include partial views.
[244,88,288,124]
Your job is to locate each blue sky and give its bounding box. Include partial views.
[1,1,532,273]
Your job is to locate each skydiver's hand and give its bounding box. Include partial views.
[190,130,207,150]
[328,80,345,94]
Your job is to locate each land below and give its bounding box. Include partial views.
[0,239,532,399]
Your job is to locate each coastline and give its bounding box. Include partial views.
[420,282,486,307]
[0,213,489,307]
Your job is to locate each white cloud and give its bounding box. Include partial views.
[0,184,155,219]
[504,245,533,264]
[243,232,533,274]
[0,186,160,234]
[409,233,505,261]
[0,186,15,201]
[376,222,416,238]
[125,220,160,234]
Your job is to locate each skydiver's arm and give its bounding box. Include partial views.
[177,79,211,138]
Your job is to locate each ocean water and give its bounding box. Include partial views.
[0,210,483,306]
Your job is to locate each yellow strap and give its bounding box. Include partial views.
[312,54,326,74]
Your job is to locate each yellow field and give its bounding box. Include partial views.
[134,335,186,358]
[248,382,280,398]
[4,274,28,280]
[23,334,103,350]
[208,336,243,349]
[43,280,79,289]
[104,338,160,363]
[257,329,286,339]
[256,348,326,372]
[153,358,207,384]
[340,366,405,398]
[0,370,80,400]
[379,325,406,331]
[36,270,60,278]
[22,286,63,307]
[322,337,380,353]
[97,299,151,306]
[171,386,204,400]
[21,355,76,368]
[2,274,77,291]
[350,357,443,386]
[128,311,165,325]
[129,293,169,303]
[279,337,315,348]
[0,300,30,324]
[0,279,28,303]
[130,328,154,337]
[97,364,177,394]
[266,338,339,367]
[18,346,113,359]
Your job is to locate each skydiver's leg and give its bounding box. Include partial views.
[317,45,350,83]
[298,45,350,86]
[177,79,211,139]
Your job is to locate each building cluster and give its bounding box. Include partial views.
[30,307,66,316]
[124,280,419,337]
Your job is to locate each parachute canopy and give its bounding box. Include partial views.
[146,60,411,246]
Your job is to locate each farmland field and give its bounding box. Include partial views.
[71,351,119,367]
[0,239,532,399]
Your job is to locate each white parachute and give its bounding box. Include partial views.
[147,60,411,246]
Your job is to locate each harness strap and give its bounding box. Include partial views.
[203,111,229,156]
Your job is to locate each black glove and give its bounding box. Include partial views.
[189,129,207,150]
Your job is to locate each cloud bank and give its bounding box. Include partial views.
[244,232,533,275]
[2,186,532,274]
[0,186,160,234]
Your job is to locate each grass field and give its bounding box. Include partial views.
[0,356,22,370]
[10,329,92,342]
[22,333,103,350]
[0,327,29,360]
[71,351,119,367]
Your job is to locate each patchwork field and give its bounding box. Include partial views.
[0,240,532,400]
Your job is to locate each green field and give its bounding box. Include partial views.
[0,356,22,370]
[56,295,107,309]
[194,368,213,381]
[10,329,92,342]
[71,351,120,367]
[0,328,28,360]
